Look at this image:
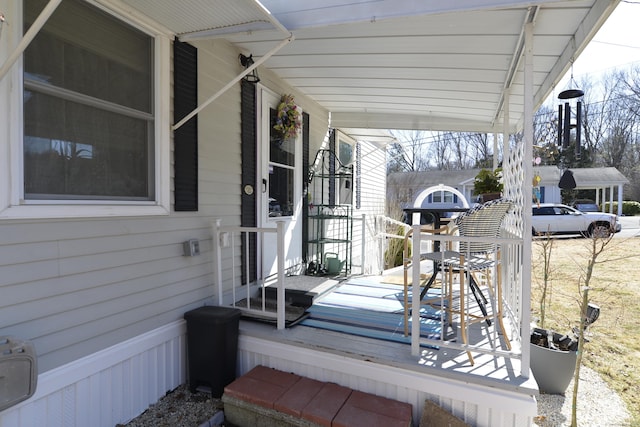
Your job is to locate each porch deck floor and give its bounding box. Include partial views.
[240,270,537,395]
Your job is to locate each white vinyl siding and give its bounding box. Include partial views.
[0,12,331,376]
[352,140,386,274]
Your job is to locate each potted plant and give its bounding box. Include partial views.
[473,168,503,202]
[530,230,609,417]
[530,233,578,395]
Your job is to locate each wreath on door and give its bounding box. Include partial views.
[273,94,301,139]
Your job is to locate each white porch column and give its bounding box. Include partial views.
[520,20,534,379]
[617,184,624,216]
[609,185,614,214]
[493,132,499,169]
[212,219,223,305]
[503,89,510,160]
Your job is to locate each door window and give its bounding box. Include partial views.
[268,108,295,217]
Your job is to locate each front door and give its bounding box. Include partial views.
[258,88,303,277]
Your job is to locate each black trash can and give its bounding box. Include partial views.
[184,306,241,397]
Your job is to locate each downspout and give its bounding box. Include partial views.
[0,0,62,82]
[172,33,294,131]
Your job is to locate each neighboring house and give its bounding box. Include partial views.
[0,1,620,426]
[388,169,479,214]
[531,166,629,215]
[389,166,629,217]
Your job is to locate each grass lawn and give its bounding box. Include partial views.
[531,236,640,425]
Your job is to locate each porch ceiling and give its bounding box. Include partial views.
[119,0,619,133]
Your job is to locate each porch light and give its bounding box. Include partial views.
[239,53,260,83]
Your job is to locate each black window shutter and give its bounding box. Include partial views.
[173,40,198,211]
[302,112,310,263]
[329,130,336,206]
[241,80,257,284]
[355,142,361,209]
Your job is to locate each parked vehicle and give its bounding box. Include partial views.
[571,199,600,213]
[532,203,621,237]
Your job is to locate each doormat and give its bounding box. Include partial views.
[233,298,309,327]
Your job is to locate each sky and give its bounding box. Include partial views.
[563,1,640,80]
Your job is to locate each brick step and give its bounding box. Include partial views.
[222,365,412,427]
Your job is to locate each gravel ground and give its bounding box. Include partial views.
[535,365,631,427]
[120,385,224,427]
[123,364,631,427]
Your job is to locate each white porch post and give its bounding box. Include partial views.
[609,185,614,214]
[520,20,535,379]
[411,224,421,356]
[212,219,224,305]
[493,132,499,169]
[503,89,510,159]
[361,214,366,275]
[276,220,286,330]
[617,184,624,216]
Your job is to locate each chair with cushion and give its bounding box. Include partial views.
[403,198,513,364]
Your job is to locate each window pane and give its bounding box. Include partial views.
[25,0,152,112]
[338,140,353,166]
[24,0,153,200]
[270,108,295,166]
[269,165,294,217]
[24,92,151,199]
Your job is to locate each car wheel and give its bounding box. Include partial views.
[588,223,612,238]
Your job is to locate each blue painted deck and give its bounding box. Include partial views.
[299,276,449,346]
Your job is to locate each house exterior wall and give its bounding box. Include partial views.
[352,140,387,274]
[0,0,329,409]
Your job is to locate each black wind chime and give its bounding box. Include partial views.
[556,63,584,190]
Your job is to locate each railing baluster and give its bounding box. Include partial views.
[276,221,285,330]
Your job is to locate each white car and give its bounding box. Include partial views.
[532,203,621,237]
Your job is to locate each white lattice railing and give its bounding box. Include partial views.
[211,219,287,330]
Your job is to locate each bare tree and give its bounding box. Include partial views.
[427,131,453,170]
[533,103,561,165]
[387,130,431,173]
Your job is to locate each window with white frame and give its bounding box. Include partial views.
[336,132,354,205]
[23,0,154,201]
[268,107,296,217]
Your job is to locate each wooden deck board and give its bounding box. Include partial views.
[236,274,534,393]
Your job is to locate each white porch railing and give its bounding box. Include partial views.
[211,219,287,330]
[374,214,527,376]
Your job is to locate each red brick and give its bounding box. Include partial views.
[333,403,407,427]
[223,365,301,409]
[347,390,412,419]
[301,382,352,427]
[333,391,412,427]
[274,376,324,417]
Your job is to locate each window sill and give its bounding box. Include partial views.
[0,203,171,220]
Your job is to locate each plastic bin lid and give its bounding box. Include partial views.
[184,305,241,322]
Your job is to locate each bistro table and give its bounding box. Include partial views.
[402,207,470,299]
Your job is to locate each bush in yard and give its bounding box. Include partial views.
[603,201,640,216]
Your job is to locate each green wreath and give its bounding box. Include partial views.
[273,94,301,139]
